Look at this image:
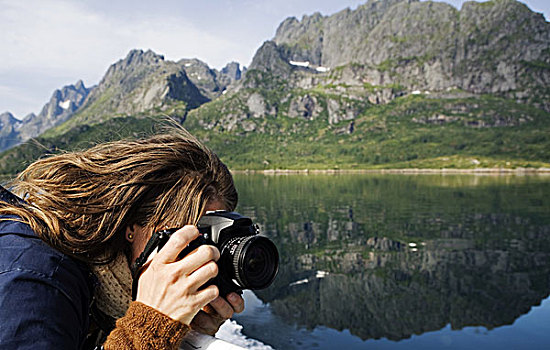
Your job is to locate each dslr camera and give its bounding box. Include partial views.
[131,211,279,297]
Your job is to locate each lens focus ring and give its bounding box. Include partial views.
[228,235,279,290]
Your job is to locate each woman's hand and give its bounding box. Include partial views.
[135,225,220,326]
[190,293,245,335]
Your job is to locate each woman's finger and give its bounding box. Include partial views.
[205,296,235,319]
[190,310,222,336]
[174,245,220,275]
[155,226,199,264]
[194,284,220,309]
[225,293,245,314]
[186,260,219,291]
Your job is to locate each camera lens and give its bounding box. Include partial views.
[225,235,279,290]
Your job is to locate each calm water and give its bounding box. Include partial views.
[230,174,550,350]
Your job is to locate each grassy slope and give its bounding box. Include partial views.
[0,117,161,175]
[0,91,548,175]
[186,92,550,170]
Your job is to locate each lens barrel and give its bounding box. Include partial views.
[224,235,279,290]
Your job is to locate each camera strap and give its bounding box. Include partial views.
[129,229,176,300]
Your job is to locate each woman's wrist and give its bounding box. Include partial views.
[105,301,190,350]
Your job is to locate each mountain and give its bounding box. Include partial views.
[0,81,91,152]
[178,59,245,100]
[317,0,544,105]
[183,0,550,170]
[248,0,549,110]
[44,50,247,138]
[49,50,208,135]
[0,50,244,173]
[0,0,548,174]
[0,112,23,151]
[19,80,91,139]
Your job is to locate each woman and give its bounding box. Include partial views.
[0,129,244,349]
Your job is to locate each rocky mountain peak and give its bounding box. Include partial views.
[177,58,219,98]
[74,79,86,91]
[122,49,165,67]
[248,40,292,76]
[177,58,244,98]
[275,11,324,41]
[220,62,243,82]
[0,112,18,125]
[15,81,92,142]
[0,79,92,152]
[0,112,22,151]
[22,113,36,124]
[100,49,166,88]
[250,0,550,111]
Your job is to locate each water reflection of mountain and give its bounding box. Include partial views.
[258,219,550,341]
[279,250,548,340]
[233,175,550,342]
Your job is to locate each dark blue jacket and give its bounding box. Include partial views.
[0,217,95,349]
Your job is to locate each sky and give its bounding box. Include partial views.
[1,0,548,118]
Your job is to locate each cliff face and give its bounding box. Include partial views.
[178,59,245,100]
[69,50,208,126]
[19,80,91,140]
[274,0,405,67]
[260,0,550,110]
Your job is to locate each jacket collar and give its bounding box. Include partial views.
[0,216,38,238]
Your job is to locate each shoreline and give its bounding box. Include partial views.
[231,167,550,175]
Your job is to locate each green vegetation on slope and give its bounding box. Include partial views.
[0,91,548,175]
[0,117,162,175]
[186,92,550,170]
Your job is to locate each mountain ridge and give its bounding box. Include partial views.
[262,0,550,111]
[1,50,245,149]
[0,80,92,152]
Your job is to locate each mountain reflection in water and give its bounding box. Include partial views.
[231,174,550,349]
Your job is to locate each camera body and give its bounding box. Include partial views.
[132,211,279,297]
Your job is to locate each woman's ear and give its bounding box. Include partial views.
[125,225,136,242]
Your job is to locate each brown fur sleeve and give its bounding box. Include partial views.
[103,301,190,350]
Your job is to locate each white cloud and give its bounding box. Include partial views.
[2,1,108,78]
[0,0,242,81]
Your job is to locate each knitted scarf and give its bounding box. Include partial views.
[91,253,133,320]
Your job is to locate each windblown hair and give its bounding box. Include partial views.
[0,128,238,264]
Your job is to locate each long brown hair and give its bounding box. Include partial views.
[0,128,237,264]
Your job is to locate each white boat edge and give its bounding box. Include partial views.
[180,330,247,350]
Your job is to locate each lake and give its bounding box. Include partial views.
[228,173,550,350]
